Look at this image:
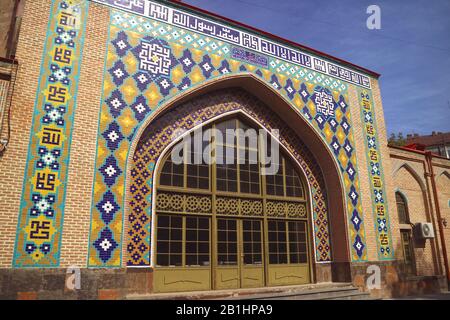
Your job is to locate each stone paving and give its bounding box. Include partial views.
[387,292,450,300]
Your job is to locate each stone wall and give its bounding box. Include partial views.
[351,261,447,299]
[0,267,154,300]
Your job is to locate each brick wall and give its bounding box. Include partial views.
[0,0,399,270]
[371,79,402,260]
[347,79,404,263]
[0,0,110,268]
[436,168,450,277]
[390,147,450,278]
[433,156,450,278]
[1,1,448,298]
[394,165,436,275]
[0,0,51,267]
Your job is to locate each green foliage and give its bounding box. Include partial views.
[388,132,408,147]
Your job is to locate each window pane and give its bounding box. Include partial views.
[239,149,260,195]
[268,220,288,265]
[396,192,409,224]
[171,254,182,266]
[217,219,238,266]
[172,174,183,187]
[185,216,210,266]
[171,229,182,241]
[170,242,181,253]
[288,221,308,264]
[216,119,237,147]
[187,155,210,190]
[158,241,169,253]
[186,255,196,266]
[160,173,171,186]
[156,216,183,266]
[266,159,284,196]
[157,254,168,266]
[216,162,238,193]
[242,220,263,265]
[186,230,197,242]
[215,121,238,193]
[158,215,169,227]
[269,253,278,264]
[198,178,209,189]
[285,160,304,197]
[171,216,182,228]
[160,157,184,187]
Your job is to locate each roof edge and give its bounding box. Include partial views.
[389,145,450,161]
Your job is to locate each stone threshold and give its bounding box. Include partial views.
[126,282,354,300]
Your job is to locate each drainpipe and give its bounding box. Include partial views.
[425,151,450,287]
[6,0,20,58]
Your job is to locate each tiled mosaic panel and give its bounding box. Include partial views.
[88,9,368,267]
[14,0,88,267]
[91,0,371,89]
[109,11,349,92]
[358,88,394,260]
[128,89,331,266]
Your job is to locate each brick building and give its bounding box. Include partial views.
[0,0,449,299]
[405,132,450,159]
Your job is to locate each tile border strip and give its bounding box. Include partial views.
[357,87,394,260]
[13,0,89,267]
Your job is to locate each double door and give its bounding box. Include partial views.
[153,214,311,292]
[215,218,265,289]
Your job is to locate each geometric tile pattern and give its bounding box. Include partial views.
[357,88,394,260]
[13,0,88,267]
[128,89,331,265]
[112,11,349,93]
[93,0,371,88]
[87,9,368,267]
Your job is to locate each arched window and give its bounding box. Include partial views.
[158,117,305,199]
[395,191,415,275]
[154,116,311,291]
[395,192,409,224]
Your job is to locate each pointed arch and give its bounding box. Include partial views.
[149,111,314,266]
[437,170,450,181]
[124,81,354,282]
[393,162,427,193]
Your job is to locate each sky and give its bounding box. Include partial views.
[182,0,450,135]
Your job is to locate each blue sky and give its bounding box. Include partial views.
[183,0,450,135]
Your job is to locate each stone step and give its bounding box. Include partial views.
[126,282,366,300]
[239,286,362,300]
[321,291,374,300]
[232,285,376,300]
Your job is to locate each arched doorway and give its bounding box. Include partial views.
[126,83,352,292]
[152,116,312,292]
